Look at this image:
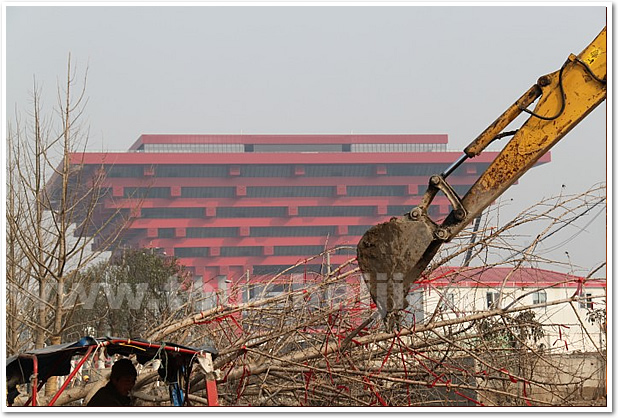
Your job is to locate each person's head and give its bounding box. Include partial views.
[109,358,137,396]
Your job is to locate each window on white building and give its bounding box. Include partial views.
[532,290,547,305]
[486,292,499,309]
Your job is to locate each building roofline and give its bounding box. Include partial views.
[416,266,606,289]
[129,133,450,150]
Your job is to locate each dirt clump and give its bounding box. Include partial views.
[357,217,434,314]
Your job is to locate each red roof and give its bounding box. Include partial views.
[414,266,605,289]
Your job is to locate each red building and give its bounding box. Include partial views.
[68,134,549,289]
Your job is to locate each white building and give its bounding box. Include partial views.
[402,266,606,353]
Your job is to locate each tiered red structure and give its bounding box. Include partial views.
[69,134,549,290]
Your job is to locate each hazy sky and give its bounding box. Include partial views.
[4,4,609,277]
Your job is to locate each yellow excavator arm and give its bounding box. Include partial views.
[357,26,607,322]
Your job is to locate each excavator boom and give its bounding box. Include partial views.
[357,26,607,323]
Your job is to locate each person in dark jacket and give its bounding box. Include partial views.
[87,358,137,406]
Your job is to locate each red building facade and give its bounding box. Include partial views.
[71,134,549,289]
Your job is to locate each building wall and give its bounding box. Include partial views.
[74,134,526,284]
[68,134,551,293]
[405,277,606,353]
[478,352,606,406]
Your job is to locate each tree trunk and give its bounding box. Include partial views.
[44,335,62,397]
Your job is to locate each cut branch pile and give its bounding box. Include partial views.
[8,187,607,407]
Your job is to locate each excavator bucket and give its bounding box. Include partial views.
[357,214,440,320]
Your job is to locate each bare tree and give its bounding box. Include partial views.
[5,56,132,393]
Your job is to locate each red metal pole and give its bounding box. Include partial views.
[205,379,219,406]
[47,346,95,406]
